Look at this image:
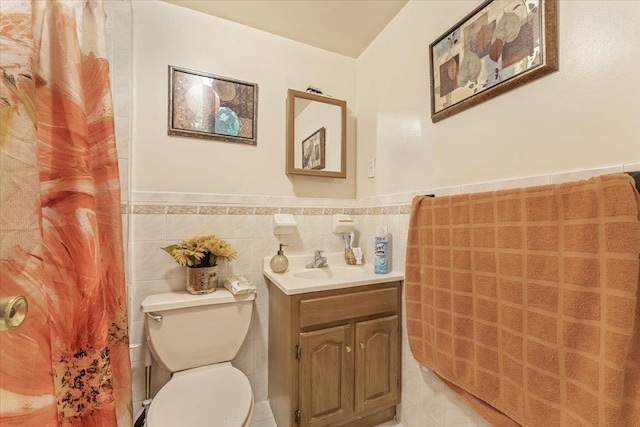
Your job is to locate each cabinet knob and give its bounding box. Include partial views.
[359,342,365,349]
[345,345,352,353]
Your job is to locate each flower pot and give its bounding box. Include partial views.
[186,266,218,294]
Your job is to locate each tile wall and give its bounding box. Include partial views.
[104,0,131,279]
[104,0,131,206]
[126,160,640,425]
[126,191,411,413]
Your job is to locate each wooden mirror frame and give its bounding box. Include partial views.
[286,89,347,178]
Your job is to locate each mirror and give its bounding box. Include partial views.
[286,89,347,178]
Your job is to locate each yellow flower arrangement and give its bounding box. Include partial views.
[162,234,237,267]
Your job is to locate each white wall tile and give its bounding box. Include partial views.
[421,412,442,427]
[227,238,256,275]
[419,370,445,426]
[131,280,167,322]
[254,237,279,275]
[253,371,269,403]
[229,215,256,238]
[250,411,276,427]
[150,360,171,396]
[252,401,273,423]
[429,186,462,197]
[132,214,166,241]
[401,398,420,427]
[165,275,186,292]
[624,161,640,172]
[114,115,130,160]
[118,158,128,200]
[459,181,502,194]
[254,302,269,346]
[199,213,229,237]
[105,28,114,78]
[112,72,129,117]
[254,331,268,374]
[255,215,275,238]
[301,235,324,255]
[443,387,478,427]
[402,356,420,405]
[499,174,550,190]
[113,30,130,75]
[130,319,146,348]
[129,343,145,364]
[110,8,131,34]
[131,360,146,402]
[278,230,304,255]
[323,232,345,254]
[253,273,269,306]
[302,215,324,236]
[132,400,143,423]
[166,213,200,241]
[322,215,335,236]
[132,240,169,281]
[233,338,256,376]
[549,165,624,184]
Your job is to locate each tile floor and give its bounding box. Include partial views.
[250,401,404,427]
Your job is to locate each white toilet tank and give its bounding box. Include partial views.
[141,289,255,372]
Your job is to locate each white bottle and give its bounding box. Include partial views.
[374,226,388,274]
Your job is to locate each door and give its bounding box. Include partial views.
[299,324,353,427]
[354,315,399,412]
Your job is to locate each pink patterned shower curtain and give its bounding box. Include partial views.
[0,1,132,425]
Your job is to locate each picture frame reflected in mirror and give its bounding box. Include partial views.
[301,127,326,170]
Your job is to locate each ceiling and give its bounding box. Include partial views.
[161,0,409,58]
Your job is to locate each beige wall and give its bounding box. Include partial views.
[355,0,640,198]
[132,1,357,198]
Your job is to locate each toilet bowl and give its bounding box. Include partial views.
[147,363,253,427]
[141,289,256,427]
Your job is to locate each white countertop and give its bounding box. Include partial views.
[263,252,404,295]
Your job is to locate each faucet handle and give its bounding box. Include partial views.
[314,250,324,258]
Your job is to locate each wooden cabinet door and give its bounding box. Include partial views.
[299,324,354,427]
[354,315,399,412]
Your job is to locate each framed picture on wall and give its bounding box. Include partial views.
[301,127,326,170]
[429,0,558,123]
[168,66,258,144]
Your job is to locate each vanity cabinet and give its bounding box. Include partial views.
[268,281,401,427]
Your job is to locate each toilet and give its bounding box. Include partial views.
[141,289,256,426]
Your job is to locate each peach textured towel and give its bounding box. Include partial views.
[405,174,640,426]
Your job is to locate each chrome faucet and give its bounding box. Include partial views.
[306,250,328,268]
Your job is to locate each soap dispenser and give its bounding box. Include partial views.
[270,244,289,273]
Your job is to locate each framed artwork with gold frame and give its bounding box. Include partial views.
[168,66,258,144]
[429,0,557,123]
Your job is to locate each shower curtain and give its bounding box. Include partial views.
[0,1,132,425]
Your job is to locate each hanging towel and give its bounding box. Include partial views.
[405,174,640,426]
[223,276,256,295]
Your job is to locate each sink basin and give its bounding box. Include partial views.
[263,252,404,295]
[291,266,364,281]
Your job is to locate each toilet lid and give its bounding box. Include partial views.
[148,363,253,427]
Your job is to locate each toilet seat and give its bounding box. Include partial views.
[147,363,254,427]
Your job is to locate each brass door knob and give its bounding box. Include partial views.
[345,345,352,353]
[359,342,365,349]
[0,295,28,331]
